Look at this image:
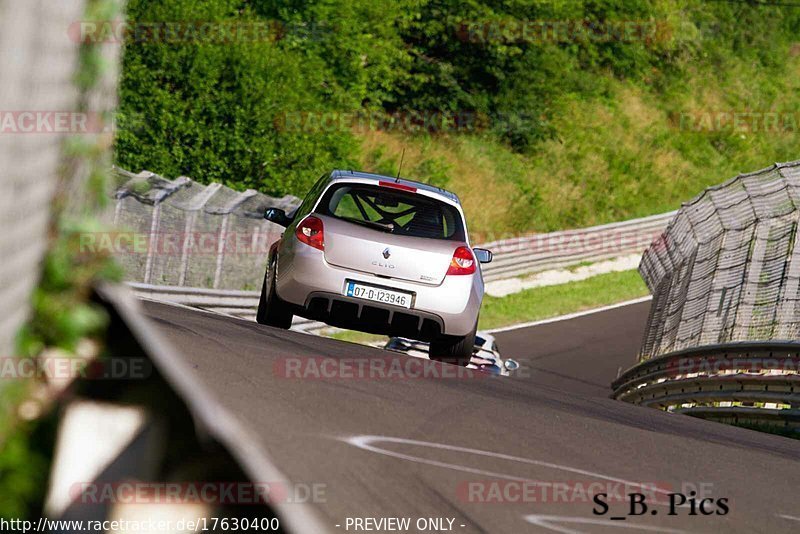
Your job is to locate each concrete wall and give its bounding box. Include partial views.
[0,0,88,356]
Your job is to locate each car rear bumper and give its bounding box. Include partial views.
[275,246,482,337]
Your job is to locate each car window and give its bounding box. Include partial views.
[316,183,465,241]
[292,173,329,220]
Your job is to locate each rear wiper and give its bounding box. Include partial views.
[342,217,395,233]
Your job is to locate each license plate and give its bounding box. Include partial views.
[344,280,413,309]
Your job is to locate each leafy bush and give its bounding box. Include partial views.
[116,0,363,196]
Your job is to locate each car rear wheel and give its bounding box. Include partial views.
[256,257,293,329]
[429,323,477,367]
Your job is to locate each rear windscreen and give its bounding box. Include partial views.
[316,183,465,241]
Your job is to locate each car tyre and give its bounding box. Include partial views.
[429,323,477,367]
[256,256,293,329]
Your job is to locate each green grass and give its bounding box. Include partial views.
[325,269,649,344]
[478,269,649,331]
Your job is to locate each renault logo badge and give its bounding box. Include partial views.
[382,247,391,259]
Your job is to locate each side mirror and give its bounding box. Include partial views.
[474,248,493,264]
[503,359,520,372]
[264,207,293,227]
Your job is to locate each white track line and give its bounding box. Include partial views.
[486,296,652,334]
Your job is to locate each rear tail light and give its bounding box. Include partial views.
[446,246,476,275]
[295,216,324,250]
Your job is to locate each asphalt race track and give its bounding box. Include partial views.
[143,300,800,534]
[492,301,651,397]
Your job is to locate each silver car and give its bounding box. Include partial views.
[258,170,493,365]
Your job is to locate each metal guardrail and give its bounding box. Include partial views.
[611,342,800,434]
[111,167,300,290]
[129,210,674,321]
[481,211,674,281]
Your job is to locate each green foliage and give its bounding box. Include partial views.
[0,414,53,519]
[116,0,800,234]
[365,142,452,189]
[411,156,452,189]
[17,220,122,358]
[116,0,366,196]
